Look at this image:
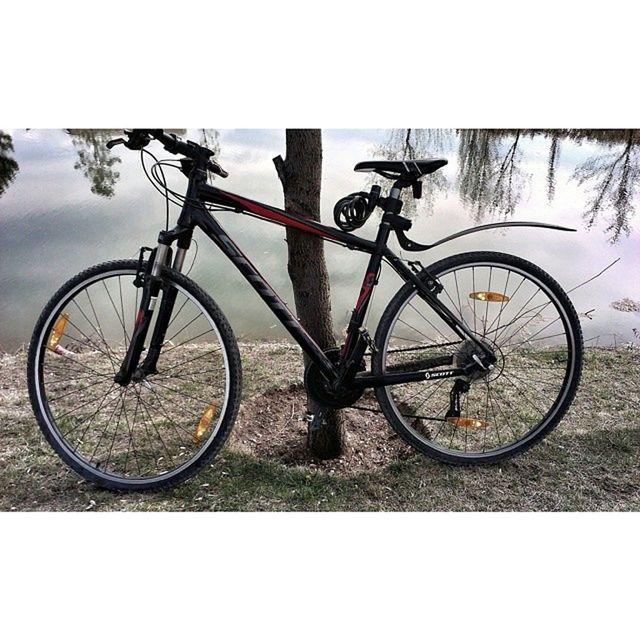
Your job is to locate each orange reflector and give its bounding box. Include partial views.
[193,403,217,444]
[47,313,69,351]
[469,291,510,302]
[446,417,488,429]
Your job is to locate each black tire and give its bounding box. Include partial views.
[27,260,242,490]
[373,251,583,464]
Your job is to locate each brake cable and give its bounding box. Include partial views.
[140,148,234,230]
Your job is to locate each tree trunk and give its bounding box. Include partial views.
[273,129,346,459]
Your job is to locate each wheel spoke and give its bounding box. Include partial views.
[34,264,234,487]
[379,258,579,460]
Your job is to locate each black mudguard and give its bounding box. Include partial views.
[396,221,576,252]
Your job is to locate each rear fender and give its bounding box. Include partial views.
[396,221,576,252]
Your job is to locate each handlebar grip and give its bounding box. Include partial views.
[113,130,223,174]
[157,132,198,158]
[106,138,126,149]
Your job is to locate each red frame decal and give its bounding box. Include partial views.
[355,271,376,311]
[221,192,334,238]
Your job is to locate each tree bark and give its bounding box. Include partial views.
[273,129,346,459]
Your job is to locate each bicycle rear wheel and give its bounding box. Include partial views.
[373,251,583,464]
[27,259,242,490]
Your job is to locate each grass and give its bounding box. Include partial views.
[0,343,638,511]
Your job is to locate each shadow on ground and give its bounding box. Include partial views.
[0,345,638,511]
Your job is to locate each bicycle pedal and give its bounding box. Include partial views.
[304,409,327,432]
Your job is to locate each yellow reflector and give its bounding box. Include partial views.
[47,313,69,351]
[193,402,217,444]
[469,291,510,302]
[446,417,488,429]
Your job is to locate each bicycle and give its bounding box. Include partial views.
[27,129,583,490]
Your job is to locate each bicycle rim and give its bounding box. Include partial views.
[377,255,580,460]
[32,266,232,486]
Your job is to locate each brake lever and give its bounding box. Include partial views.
[207,160,229,179]
[106,138,126,149]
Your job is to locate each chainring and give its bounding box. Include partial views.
[304,348,366,409]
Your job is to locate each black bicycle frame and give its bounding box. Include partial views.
[136,170,487,389]
[127,164,573,391]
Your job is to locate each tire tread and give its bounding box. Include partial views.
[373,251,583,465]
[27,260,242,491]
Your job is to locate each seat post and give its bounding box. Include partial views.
[388,184,403,201]
[371,184,403,252]
[386,183,405,214]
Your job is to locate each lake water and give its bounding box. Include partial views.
[1,128,639,351]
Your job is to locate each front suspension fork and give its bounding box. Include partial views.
[114,244,179,386]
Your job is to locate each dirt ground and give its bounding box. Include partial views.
[231,383,415,472]
[1,342,639,511]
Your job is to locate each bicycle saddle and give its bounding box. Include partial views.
[354,158,447,180]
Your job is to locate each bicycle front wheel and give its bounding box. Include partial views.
[373,251,583,464]
[27,260,242,490]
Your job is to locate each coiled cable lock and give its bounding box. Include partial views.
[333,185,381,232]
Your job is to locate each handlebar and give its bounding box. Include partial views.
[106,129,228,178]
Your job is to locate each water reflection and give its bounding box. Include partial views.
[68,129,121,198]
[457,129,528,219]
[377,128,639,242]
[0,130,19,198]
[374,128,449,216]
[57,128,640,243]
[64,127,638,245]
[546,130,561,202]
[572,129,639,242]
[376,128,528,220]
[58,127,640,250]
[2,128,638,351]
[503,128,640,241]
[66,129,212,198]
[489,130,526,217]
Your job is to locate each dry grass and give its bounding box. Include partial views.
[0,343,638,511]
